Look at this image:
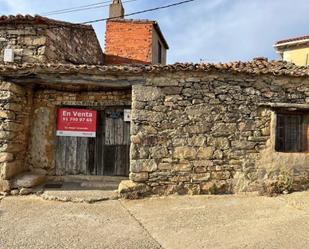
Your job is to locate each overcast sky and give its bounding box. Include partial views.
[1,0,308,64]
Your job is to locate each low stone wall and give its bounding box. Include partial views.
[0,81,32,192]
[27,88,131,176]
[128,71,309,196]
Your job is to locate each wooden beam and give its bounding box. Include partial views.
[1,73,145,88]
[259,103,309,110]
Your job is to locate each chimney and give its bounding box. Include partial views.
[105,0,169,65]
[109,0,124,19]
[105,19,169,65]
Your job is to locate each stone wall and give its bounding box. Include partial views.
[0,24,103,64]
[27,88,131,176]
[128,71,309,196]
[44,26,103,65]
[0,81,32,192]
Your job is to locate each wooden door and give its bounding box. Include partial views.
[103,107,130,176]
[56,136,90,175]
[55,107,130,176]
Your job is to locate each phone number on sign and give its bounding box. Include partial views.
[62,117,93,122]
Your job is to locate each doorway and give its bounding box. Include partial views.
[56,107,130,176]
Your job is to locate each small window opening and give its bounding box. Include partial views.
[275,113,307,152]
[158,41,162,64]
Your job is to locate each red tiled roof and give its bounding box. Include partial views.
[0,15,92,29]
[0,59,308,77]
[275,35,309,45]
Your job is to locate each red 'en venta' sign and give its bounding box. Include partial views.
[56,108,97,137]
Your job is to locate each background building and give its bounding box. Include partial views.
[274,35,309,66]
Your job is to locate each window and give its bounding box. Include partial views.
[275,113,307,152]
[158,41,162,64]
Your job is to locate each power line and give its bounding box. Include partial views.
[82,0,195,24]
[1,0,195,31]
[42,0,111,15]
[43,0,137,16]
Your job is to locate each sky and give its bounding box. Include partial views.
[1,0,308,64]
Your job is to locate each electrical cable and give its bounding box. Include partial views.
[43,0,138,16]
[82,0,195,24]
[42,0,112,15]
[1,0,195,30]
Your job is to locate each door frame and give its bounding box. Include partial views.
[54,105,131,176]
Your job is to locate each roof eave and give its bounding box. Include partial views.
[274,39,309,49]
[153,22,169,50]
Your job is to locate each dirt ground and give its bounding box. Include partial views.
[1,191,309,249]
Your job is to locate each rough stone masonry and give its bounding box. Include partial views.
[0,81,31,192]
[0,15,103,64]
[125,68,309,197]
[1,60,309,197]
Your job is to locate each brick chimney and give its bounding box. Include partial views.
[104,0,169,65]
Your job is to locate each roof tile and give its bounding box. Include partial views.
[0,60,308,77]
[275,35,309,45]
[0,14,92,29]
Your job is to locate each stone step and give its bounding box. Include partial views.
[80,181,119,190]
[41,189,119,203]
[49,175,127,184]
[41,181,119,203]
[12,173,46,189]
[43,181,120,191]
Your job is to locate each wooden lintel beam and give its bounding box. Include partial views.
[1,74,145,88]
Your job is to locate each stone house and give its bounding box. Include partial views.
[0,15,103,64]
[127,61,309,196]
[0,2,309,197]
[0,0,169,193]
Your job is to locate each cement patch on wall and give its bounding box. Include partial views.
[28,106,55,174]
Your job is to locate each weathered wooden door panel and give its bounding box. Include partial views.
[103,146,116,175]
[56,107,130,176]
[66,137,77,174]
[103,145,130,176]
[116,145,130,176]
[87,138,96,175]
[103,107,130,176]
[56,136,66,175]
[94,111,105,175]
[56,136,89,175]
[76,137,89,174]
